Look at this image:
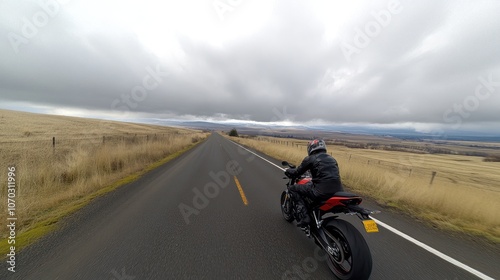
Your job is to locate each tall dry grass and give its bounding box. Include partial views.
[0,110,208,239]
[229,136,500,242]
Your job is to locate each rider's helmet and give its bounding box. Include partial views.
[307,139,327,156]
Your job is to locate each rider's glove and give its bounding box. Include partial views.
[285,168,297,178]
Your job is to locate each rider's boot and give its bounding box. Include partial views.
[295,204,311,227]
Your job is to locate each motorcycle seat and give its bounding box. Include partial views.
[306,192,361,209]
[333,191,360,198]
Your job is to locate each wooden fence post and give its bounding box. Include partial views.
[52,136,55,148]
[430,171,437,185]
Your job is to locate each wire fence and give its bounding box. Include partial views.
[249,136,500,193]
[0,132,202,164]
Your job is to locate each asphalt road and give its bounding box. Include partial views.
[2,133,499,279]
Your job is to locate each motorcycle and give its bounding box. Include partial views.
[280,161,379,280]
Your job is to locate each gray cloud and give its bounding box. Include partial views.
[1,0,499,132]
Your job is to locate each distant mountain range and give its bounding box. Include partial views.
[131,119,500,142]
[307,125,500,141]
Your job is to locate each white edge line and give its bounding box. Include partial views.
[231,140,286,171]
[370,218,494,280]
[227,138,495,280]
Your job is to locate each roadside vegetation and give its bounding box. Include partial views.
[484,155,500,162]
[228,128,239,137]
[228,135,500,243]
[0,109,208,251]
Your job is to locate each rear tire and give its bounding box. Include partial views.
[323,219,372,280]
[280,191,294,222]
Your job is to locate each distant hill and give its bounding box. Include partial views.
[132,119,500,142]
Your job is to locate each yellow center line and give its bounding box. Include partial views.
[233,176,248,206]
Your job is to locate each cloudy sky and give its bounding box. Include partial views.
[1,0,500,133]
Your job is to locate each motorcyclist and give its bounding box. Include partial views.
[285,139,344,227]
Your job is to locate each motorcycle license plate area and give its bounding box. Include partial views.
[362,220,379,233]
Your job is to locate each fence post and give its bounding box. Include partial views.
[430,171,437,185]
[52,136,55,148]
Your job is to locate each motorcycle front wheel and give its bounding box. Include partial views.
[323,219,372,280]
[280,191,294,222]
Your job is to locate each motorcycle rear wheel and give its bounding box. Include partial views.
[323,219,372,280]
[280,191,294,222]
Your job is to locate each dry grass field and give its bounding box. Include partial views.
[0,109,208,246]
[228,135,500,243]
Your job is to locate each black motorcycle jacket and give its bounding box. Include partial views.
[293,151,343,196]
